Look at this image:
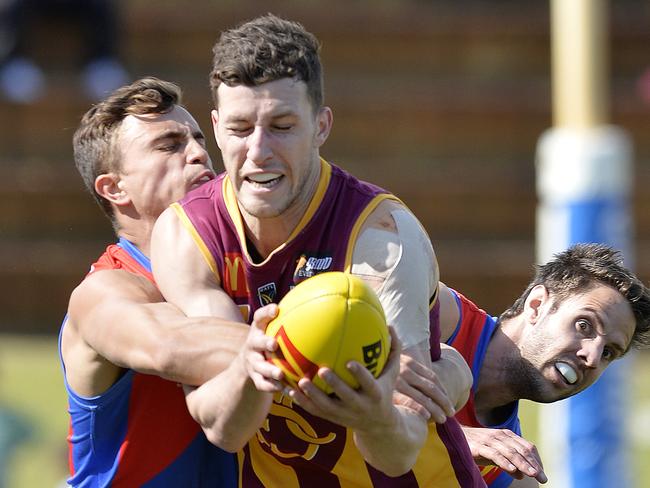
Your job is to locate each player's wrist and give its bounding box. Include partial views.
[356,403,401,438]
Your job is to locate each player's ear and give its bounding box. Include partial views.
[524,284,549,324]
[211,110,222,150]
[314,106,332,147]
[95,173,129,206]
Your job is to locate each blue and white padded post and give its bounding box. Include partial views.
[536,125,633,488]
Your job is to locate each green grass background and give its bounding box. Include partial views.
[0,335,68,487]
[0,334,649,487]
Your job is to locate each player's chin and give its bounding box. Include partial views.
[544,380,580,402]
[529,379,571,403]
[239,197,284,219]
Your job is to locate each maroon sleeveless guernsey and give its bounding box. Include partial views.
[173,160,484,487]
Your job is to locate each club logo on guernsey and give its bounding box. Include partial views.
[257,394,341,462]
[257,282,277,306]
[293,254,333,284]
[223,253,249,298]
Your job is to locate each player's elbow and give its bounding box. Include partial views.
[365,439,421,477]
[377,455,419,478]
[439,344,473,411]
[387,433,427,476]
[356,410,426,478]
[455,356,472,411]
[203,425,248,453]
[189,403,246,452]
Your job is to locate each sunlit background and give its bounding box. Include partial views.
[1,1,649,486]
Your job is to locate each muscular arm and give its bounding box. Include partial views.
[62,269,248,397]
[352,202,438,471]
[394,281,471,418]
[351,201,438,351]
[151,205,244,321]
[183,306,280,452]
[150,205,273,449]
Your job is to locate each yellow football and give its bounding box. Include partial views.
[265,271,390,394]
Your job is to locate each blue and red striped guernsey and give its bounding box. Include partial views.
[175,159,485,487]
[59,240,237,487]
[445,289,522,488]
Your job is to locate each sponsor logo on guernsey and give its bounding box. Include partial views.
[257,282,277,306]
[293,253,333,284]
[223,253,249,298]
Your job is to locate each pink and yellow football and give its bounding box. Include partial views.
[265,271,390,394]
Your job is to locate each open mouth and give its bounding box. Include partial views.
[190,174,213,189]
[246,172,283,188]
[555,361,578,385]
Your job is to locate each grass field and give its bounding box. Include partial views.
[0,334,68,488]
[1,334,649,487]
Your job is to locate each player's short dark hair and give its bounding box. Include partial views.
[500,243,650,350]
[209,13,324,112]
[73,77,182,230]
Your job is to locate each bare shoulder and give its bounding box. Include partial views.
[69,268,163,323]
[352,198,438,349]
[63,269,166,395]
[66,268,162,346]
[153,204,182,234]
[353,198,435,280]
[151,204,195,251]
[356,198,436,275]
[151,203,223,298]
[361,198,412,232]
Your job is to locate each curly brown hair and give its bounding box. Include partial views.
[500,243,650,350]
[209,13,323,112]
[73,77,182,229]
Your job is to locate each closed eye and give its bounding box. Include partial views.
[157,142,180,152]
[227,126,251,136]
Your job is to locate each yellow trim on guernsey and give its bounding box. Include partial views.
[343,193,401,272]
[222,159,332,265]
[170,202,220,281]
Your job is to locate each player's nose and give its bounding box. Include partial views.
[246,127,273,165]
[186,137,209,165]
[578,339,603,369]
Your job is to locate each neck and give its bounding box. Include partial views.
[241,160,321,259]
[473,322,521,423]
[242,212,300,259]
[116,220,155,258]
